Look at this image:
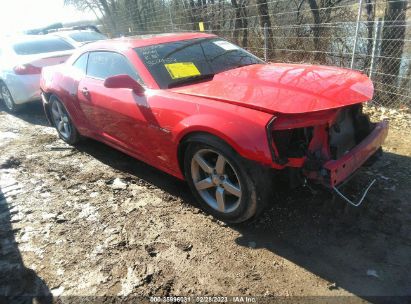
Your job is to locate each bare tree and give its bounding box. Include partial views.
[96,0,118,35]
[64,0,118,35]
[305,0,344,62]
[257,0,275,58]
[365,0,375,65]
[231,0,249,47]
[307,0,321,60]
[379,0,408,103]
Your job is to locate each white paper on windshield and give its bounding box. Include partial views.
[213,41,239,51]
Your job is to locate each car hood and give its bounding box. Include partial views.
[169,63,373,114]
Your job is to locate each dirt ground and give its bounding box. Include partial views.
[0,102,410,303]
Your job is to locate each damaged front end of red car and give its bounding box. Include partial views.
[267,104,389,201]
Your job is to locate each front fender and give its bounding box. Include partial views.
[173,113,273,166]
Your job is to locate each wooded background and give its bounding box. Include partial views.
[65,0,411,109]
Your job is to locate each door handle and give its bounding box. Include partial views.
[81,87,89,97]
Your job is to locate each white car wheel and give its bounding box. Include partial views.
[0,83,17,112]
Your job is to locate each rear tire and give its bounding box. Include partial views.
[184,134,272,224]
[49,95,80,145]
[0,82,19,113]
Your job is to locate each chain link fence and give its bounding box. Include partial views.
[68,0,410,109]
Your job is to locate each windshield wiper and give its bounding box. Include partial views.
[168,74,215,89]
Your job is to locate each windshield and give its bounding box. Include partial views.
[135,38,264,89]
[13,37,74,55]
[69,31,107,42]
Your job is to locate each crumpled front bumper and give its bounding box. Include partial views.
[323,120,389,187]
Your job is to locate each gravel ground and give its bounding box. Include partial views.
[0,102,410,303]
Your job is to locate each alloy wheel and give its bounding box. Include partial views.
[51,100,72,140]
[191,149,242,213]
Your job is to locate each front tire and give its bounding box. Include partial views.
[184,135,271,223]
[0,82,19,113]
[49,96,80,145]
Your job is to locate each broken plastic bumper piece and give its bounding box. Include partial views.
[324,120,389,187]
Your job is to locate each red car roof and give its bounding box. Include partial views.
[82,32,216,51]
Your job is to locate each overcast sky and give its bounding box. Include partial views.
[0,0,96,36]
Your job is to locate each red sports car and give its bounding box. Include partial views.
[40,33,388,223]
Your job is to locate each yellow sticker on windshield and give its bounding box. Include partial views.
[165,62,201,79]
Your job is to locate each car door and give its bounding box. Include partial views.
[77,51,153,158]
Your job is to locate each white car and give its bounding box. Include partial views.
[50,30,107,48]
[0,35,74,112]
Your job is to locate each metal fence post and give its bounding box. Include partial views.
[369,18,382,79]
[264,23,268,62]
[168,1,175,32]
[351,0,364,69]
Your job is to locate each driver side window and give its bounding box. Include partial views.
[87,51,143,84]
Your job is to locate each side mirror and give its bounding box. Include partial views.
[104,74,145,95]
